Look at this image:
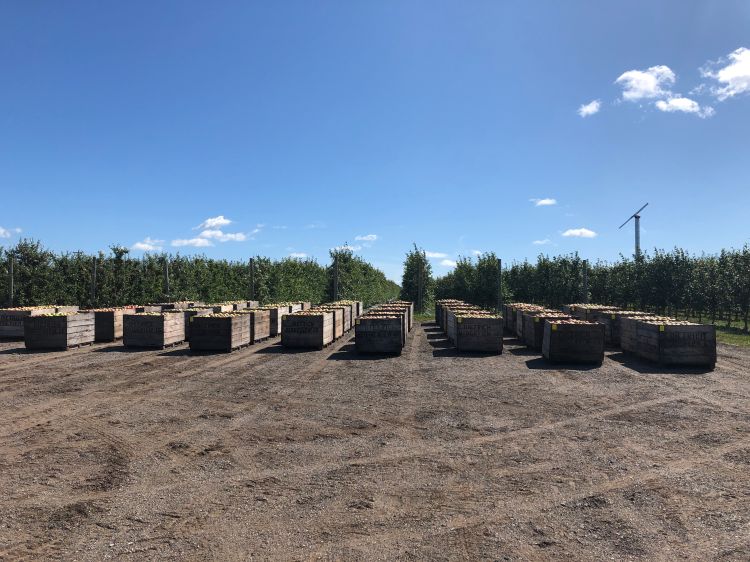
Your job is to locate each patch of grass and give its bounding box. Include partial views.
[715,326,750,348]
[414,313,435,324]
[683,315,750,348]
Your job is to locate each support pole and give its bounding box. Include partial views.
[497,258,503,312]
[635,215,641,259]
[91,257,97,307]
[582,260,589,304]
[9,255,14,307]
[333,255,339,301]
[249,258,255,300]
[163,259,170,300]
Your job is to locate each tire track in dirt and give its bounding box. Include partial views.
[310,432,750,558]
[0,338,284,439]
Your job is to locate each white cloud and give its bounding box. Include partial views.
[578,99,601,117]
[289,252,307,258]
[532,239,551,245]
[0,226,22,238]
[199,229,248,242]
[701,47,750,101]
[655,97,714,118]
[355,234,378,241]
[562,228,598,239]
[440,259,457,267]
[196,215,232,230]
[530,198,557,207]
[305,222,326,229]
[171,237,214,248]
[131,236,164,251]
[425,251,448,258]
[616,65,676,101]
[471,250,482,256]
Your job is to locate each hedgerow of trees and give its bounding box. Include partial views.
[0,240,400,309]
[432,246,750,332]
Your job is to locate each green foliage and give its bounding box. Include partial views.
[328,247,400,306]
[0,239,398,308]
[432,246,750,332]
[400,244,434,312]
[434,252,510,309]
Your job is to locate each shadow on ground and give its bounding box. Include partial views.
[607,352,714,376]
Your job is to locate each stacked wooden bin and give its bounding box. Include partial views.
[282,299,362,350]
[560,303,717,369]
[355,301,412,354]
[24,311,96,350]
[437,300,503,354]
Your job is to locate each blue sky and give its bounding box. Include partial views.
[1,1,749,281]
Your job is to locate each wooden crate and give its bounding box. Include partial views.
[55,306,79,314]
[246,300,259,309]
[210,304,234,313]
[123,313,185,348]
[378,305,410,337]
[443,307,481,342]
[314,307,346,338]
[514,305,544,338]
[620,315,671,353]
[300,301,312,311]
[257,306,286,337]
[289,303,303,313]
[247,309,271,342]
[24,313,95,350]
[355,316,403,354]
[282,312,334,349]
[184,308,213,341]
[455,315,503,353]
[232,302,248,311]
[391,301,414,330]
[362,310,406,346]
[635,321,716,367]
[0,307,56,338]
[79,308,129,342]
[189,314,251,352]
[523,312,571,350]
[542,321,605,364]
[136,305,163,313]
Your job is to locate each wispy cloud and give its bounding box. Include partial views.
[195,215,232,230]
[471,249,482,256]
[701,47,750,101]
[272,225,288,230]
[530,198,557,207]
[440,259,457,267]
[172,237,213,248]
[0,226,21,238]
[131,236,164,251]
[578,99,601,117]
[655,97,714,118]
[199,230,248,242]
[305,222,326,230]
[425,251,448,258]
[532,239,552,245]
[562,228,597,238]
[355,234,378,242]
[616,65,676,101]
[289,252,307,258]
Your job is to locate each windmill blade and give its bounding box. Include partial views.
[619,215,635,229]
[619,202,649,229]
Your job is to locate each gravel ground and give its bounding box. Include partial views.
[0,323,748,560]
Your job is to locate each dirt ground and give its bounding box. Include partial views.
[0,323,748,561]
